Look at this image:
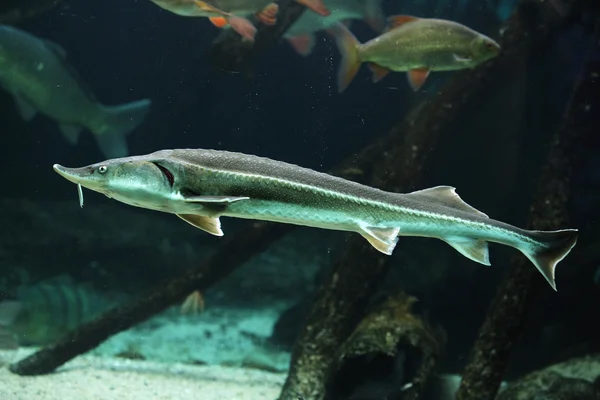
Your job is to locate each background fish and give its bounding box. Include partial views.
[330,15,501,92]
[0,275,121,348]
[149,0,329,41]
[0,25,152,158]
[283,0,385,57]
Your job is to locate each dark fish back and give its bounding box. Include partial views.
[165,149,401,204]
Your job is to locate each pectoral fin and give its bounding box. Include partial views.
[359,226,400,255]
[209,16,228,28]
[177,214,224,236]
[453,53,473,63]
[444,236,490,265]
[183,195,249,204]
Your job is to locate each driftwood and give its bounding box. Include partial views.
[326,293,446,400]
[210,0,306,73]
[456,10,600,400]
[496,354,600,400]
[277,0,583,398]
[8,222,290,376]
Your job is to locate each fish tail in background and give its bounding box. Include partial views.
[517,229,578,290]
[94,99,152,158]
[363,0,385,32]
[329,23,362,93]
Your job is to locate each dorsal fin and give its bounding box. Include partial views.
[405,186,489,218]
[385,15,419,32]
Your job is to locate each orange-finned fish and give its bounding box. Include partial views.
[149,0,330,42]
[329,15,501,92]
[283,0,385,57]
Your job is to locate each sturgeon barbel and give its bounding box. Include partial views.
[53,149,578,290]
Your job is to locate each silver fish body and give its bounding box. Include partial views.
[52,149,578,290]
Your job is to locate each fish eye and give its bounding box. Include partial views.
[98,165,108,174]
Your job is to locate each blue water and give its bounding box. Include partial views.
[0,0,598,398]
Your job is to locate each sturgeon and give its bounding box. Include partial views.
[52,148,578,290]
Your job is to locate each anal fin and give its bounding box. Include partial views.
[359,226,400,255]
[177,214,224,236]
[444,236,490,265]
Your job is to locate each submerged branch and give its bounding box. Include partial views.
[8,222,290,376]
[456,9,599,400]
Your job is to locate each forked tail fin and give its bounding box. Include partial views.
[518,229,578,290]
[328,23,362,93]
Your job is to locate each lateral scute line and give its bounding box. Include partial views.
[199,167,534,246]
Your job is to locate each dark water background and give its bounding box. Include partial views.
[1,0,599,384]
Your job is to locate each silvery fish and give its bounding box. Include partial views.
[0,24,151,158]
[330,15,501,92]
[283,0,385,56]
[52,148,578,291]
[149,0,329,42]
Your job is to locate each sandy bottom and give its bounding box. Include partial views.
[0,349,286,400]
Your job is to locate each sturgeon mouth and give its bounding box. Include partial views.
[53,164,86,185]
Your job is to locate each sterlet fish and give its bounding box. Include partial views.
[53,148,578,290]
